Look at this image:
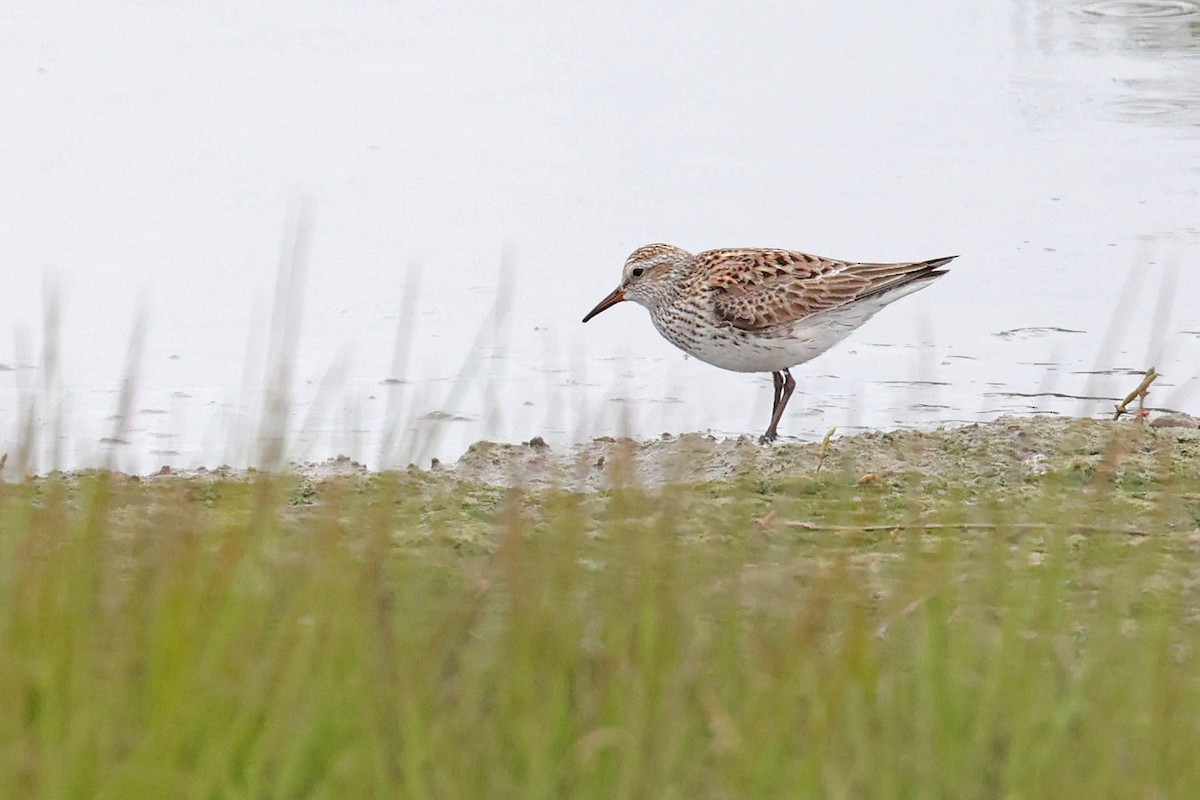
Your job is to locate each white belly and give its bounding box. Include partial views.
[654,318,854,373]
[649,297,901,374]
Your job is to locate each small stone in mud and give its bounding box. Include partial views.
[1149,415,1198,429]
[157,465,172,476]
[526,436,549,450]
[431,458,442,469]
[1022,453,1049,475]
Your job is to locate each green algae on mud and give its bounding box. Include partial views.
[2,414,1200,798]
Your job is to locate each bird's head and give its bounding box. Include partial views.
[582,244,692,322]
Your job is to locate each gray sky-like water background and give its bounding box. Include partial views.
[2,0,1199,473]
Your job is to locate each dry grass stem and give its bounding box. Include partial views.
[1113,367,1158,421]
[814,426,837,473]
[786,520,1148,537]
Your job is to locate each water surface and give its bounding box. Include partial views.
[1,0,1198,472]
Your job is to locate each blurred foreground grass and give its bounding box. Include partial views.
[3,419,1200,798]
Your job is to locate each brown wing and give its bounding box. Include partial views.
[704,248,953,331]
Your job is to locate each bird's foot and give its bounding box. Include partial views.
[758,430,779,445]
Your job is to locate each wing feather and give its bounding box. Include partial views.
[704,249,954,331]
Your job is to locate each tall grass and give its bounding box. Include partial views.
[2,423,1199,798]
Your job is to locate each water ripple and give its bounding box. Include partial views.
[1110,96,1192,117]
[1080,0,1200,19]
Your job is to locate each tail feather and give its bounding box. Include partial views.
[854,255,956,304]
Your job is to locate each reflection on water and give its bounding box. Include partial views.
[1081,1,1200,120]
[1073,0,1200,53]
[1023,0,1200,123]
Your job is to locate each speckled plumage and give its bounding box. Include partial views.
[582,243,955,442]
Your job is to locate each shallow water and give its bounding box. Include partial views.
[1,0,1198,473]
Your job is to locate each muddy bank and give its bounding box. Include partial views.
[12,414,1197,492]
[449,414,1200,490]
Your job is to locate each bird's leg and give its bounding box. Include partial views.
[760,369,796,444]
[779,367,796,421]
[753,374,782,448]
[760,371,784,443]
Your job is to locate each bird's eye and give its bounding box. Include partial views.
[631,267,644,278]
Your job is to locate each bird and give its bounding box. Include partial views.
[582,244,955,443]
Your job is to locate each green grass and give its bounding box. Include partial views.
[2,424,1200,798]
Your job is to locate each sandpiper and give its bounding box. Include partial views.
[583,244,955,443]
